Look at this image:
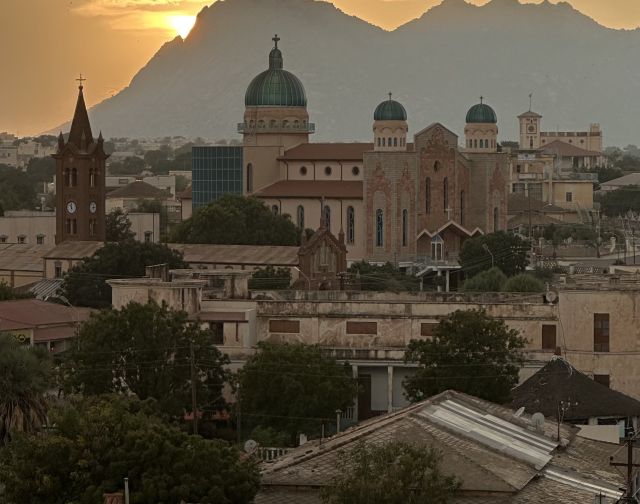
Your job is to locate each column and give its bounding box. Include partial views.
[352,364,359,422]
[445,270,450,292]
[387,365,394,413]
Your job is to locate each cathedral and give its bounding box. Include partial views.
[195,35,510,269]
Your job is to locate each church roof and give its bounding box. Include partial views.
[107,181,169,199]
[245,36,307,108]
[279,142,374,161]
[511,357,640,420]
[67,84,94,149]
[255,180,362,199]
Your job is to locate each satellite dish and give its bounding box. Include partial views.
[514,406,525,418]
[244,439,258,455]
[545,291,558,304]
[531,412,545,431]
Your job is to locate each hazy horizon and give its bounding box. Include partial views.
[3,0,640,136]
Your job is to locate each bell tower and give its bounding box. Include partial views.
[52,77,107,244]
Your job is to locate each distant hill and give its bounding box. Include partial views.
[56,0,640,145]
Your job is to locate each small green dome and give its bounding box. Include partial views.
[374,94,407,121]
[245,36,307,108]
[466,100,497,123]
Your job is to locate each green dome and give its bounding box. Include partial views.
[374,95,407,121]
[245,37,307,108]
[466,101,497,123]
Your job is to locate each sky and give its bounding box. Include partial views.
[2,0,640,136]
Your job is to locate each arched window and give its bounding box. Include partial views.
[297,205,304,229]
[431,235,443,261]
[377,137,381,147]
[493,207,499,231]
[529,137,534,149]
[323,205,331,231]
[460,191,465,226]
[89,169,95,188]
[394,137,398,147]
[246,164,253,192]
[375,209,384,247]
[473,139,478,149]
[388,137,392,146]
[271,204,279,215]
[433,161,441,172]
[347,206,355,244]
[382,137,386,147]
[425,177,431,214]
[443,177,449,212]
[64,168,70,187]
[402,209,408,247]
[324,166,332,176]
[71,168,77,187]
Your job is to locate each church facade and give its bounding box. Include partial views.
[195,36,510,267]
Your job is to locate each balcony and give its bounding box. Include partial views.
[237,122,316,134]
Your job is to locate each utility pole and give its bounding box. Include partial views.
[190,340,198,435]
[610,432,640,503]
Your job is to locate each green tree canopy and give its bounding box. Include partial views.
[503,273,545,293]
[249,266,292,290]
[0,333,51,446]
[0,395,260,504]
[321,441,460,504]
[600,186,640,217]
[348,261,420,292]
[61,241,187,308]
[63,302,229,419]
[0,281,34,300]
[461,267,507,292]
[0,165,37,211]
[459,231,529,278]
[109,156,145,175]
[403,310,526,404]
[237,343,357,444]
[105,208,136,242]
[171,195,300,246]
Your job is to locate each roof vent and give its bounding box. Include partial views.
[531,412,545,433]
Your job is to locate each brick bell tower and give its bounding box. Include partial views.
[53,76,107,244]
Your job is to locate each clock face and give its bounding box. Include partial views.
[527,125,536,133]
[89,202,97,214]
[66,201,77,214]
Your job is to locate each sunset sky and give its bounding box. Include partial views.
[3,0,640,136]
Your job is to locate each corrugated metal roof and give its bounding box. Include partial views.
[171,244,299,266]
[0,243,53,272]
[29,278,63,300]
[44,241,103,260]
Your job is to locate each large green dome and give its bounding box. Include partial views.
[245,37,307,108]
[466,100,497,123]
[374,94,407,121]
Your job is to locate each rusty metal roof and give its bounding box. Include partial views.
[279,142,373,161]
[170,243,299,266]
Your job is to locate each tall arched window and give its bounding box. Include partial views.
[375,209,384,247]
[347,206,355,244]
[402,209,408,247]
[297,205,304,229]
[474,139,478,149]
[425,177,431,214]
[246,163,253,192]
[271,204,279,215]
[323,205,331,231]
[460,191,465,226]
[64,168,70,187]
[529,137,534,149]
[443,177,449,212]
[382,137,386,147]
[71,168,77,187]
[393,138,398,147]
[89,169,95,188]
[493,206,499,231]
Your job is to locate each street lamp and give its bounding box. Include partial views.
[293,266,311,290]
[482,243,494,268]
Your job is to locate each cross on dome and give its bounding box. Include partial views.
[272,34,280,49]
[480,95,483,104]
[389,92,393,101]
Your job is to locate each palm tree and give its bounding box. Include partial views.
[0,334,51,446]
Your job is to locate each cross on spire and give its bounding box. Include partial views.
[272,34,280,49]
[529,93,533,111]
[76,73,86,89]
[480,95,484,104]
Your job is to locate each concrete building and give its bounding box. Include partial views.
[106,175,176,196]
[105,180,171,213]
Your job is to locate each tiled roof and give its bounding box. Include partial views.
[508,194,567,214]
[279,142,373,161]
[256,390,626,504]
[0,299,92,330]
[0,243,53,272]
[540,140,601,158]
[511,356,640,420]
[107,180,169,199]
[255,180,362,199]
[508,213,565,228]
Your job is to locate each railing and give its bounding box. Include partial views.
[256,446,290,462]
[237,122,316,134]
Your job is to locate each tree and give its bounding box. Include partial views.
[0,165,37,210]
[237,343,357,444]
[171,195,300,246]
[348,261,420,292]
[459,231,529,278]
[143,149,169,167]
[0,395,260,504]
[322,441,459,504]
[61,241,187,308]
[248,266,291,290]
[0,334,51,446]
[461,267,507,292]
[0,280,34,300]
[109,156,145,175]
[503,273,545,293]
[601,186,640,217]
[63,302,229,419]
[403,310,526,404]
[105,208,135,242]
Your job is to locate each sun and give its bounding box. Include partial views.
[169,15,196,39]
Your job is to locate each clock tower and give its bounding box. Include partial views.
[53,78,107,244]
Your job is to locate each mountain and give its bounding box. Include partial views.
[66,0,640,145]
